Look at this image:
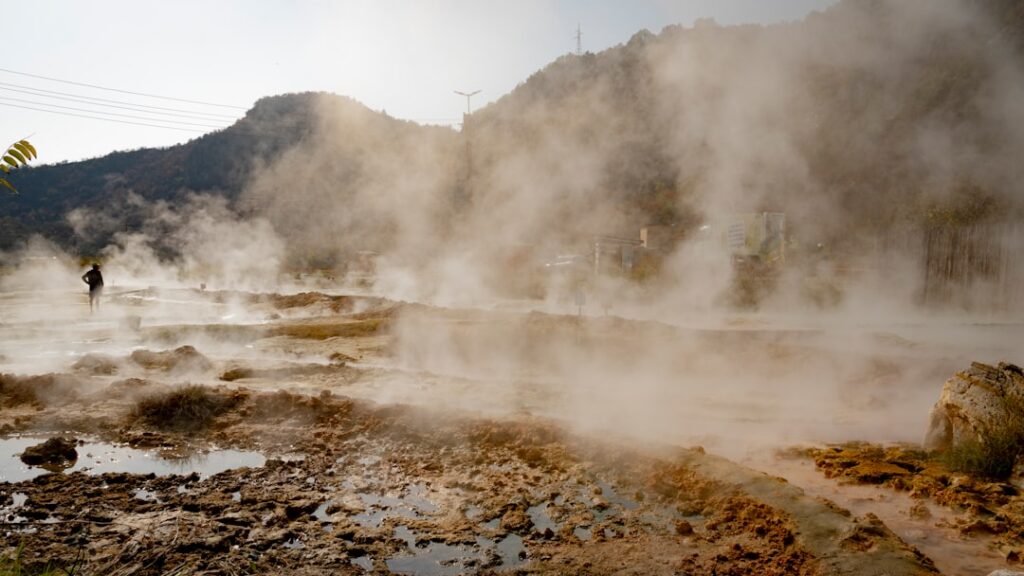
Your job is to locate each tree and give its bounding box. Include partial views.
[1,139,38,193]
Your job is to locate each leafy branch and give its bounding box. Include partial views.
[1,139,38,193]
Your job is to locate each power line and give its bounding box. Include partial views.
[0,102,209,133]
[0,81,239,119]
[0,96,229,129]
[0,86,235,124]
[0,67,247,110]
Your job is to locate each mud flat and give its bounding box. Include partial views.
[2,287,1019,574]
[1,382,935,575]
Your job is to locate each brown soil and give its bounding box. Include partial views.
[804,442,1024,561]
[0,381,935,576]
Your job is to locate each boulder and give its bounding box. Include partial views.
[924,362,1024,451]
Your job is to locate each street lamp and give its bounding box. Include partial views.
[454,90,481,115]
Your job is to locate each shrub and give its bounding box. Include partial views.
[135,385,240,433]
[942,398,1024,480]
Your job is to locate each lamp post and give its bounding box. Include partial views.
[454,90,481,115]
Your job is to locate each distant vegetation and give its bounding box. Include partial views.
[1,0,1022,263]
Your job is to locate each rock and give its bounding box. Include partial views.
[924,362,1024,451]
[986,571,1024,576]
[20,437,78,468]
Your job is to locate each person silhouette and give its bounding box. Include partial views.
[81,263,104,313]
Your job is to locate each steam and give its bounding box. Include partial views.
[2,0,1024,457]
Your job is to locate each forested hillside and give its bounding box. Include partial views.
[3,0,1022,264]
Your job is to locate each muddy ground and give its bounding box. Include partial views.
[1,286,1020,574]
[799,442,1024,564]
[1,382,930,576]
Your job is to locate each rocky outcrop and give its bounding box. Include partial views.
[923,362,1024,451]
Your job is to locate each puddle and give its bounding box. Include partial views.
[313,501,332,522]
[1,492,28,524]
[527,502,559,534]
[495,534,526,566]
[573,526,593,541]
[1,436,266,483]
[595,480,639,510]
[386,526,526,575]
[351,556,373,571]
[133,488,160,502]
[352,486,437,528]
[406,483,438,512]
[464,504,484,521]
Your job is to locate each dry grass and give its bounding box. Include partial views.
[942,396,1024,480]
[268,318,388,340]
[0,374,39,407]
[0,374,80,408]
[134,385,242,433]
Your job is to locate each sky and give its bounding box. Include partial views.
[7,0,836,165]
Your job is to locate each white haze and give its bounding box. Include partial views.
[2,0,1024,457]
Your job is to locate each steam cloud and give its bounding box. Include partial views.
[3,0,1024,456]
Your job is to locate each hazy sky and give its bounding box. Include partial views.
[7,1,835,164]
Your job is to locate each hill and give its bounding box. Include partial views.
[2,0,1023,268]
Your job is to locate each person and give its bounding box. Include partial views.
[82,263,104,313]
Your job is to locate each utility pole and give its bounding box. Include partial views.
[575,23,582,55]
[454,90,481,115]
[454,90,480,211]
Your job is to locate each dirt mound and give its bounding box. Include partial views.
[218,363,350,382]
[134,385,245,433]
[20,437,78,469]
[0,373,80,407]
[244,389,346,425]
[72,353,121,375]
[130,346,214,373]
[262,292,356,312]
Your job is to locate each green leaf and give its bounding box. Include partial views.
[3,155,19,168]
[0,177,17,194]
[13,141,34,160]
[0,164,8,174]
[7,148,26,164]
